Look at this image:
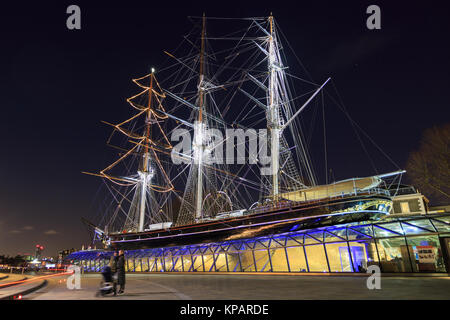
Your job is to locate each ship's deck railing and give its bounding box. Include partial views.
[248,187,390,215]
[389,186,418,196]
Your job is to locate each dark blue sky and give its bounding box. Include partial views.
[0,1,448,256]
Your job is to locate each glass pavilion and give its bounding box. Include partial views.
[66,213,450,274]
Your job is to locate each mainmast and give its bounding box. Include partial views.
[194,13,207,220]
[138,69,155,232]
[268,15,280,201]
[172,14,237,226]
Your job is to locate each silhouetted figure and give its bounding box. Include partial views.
[109,251,118,295]
[116,250,126,294]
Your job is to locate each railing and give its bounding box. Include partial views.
[248,187,391,215]
[389,187,417,196]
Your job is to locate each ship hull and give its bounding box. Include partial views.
[107,192,392,250]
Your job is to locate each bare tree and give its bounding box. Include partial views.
[406,123,450,204]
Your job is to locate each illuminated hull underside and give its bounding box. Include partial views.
[107,193,392,251]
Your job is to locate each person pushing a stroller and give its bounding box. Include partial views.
[95,252,117,297]
[97,251,124,297]
[109,251,119,295]
[96,264,114,296]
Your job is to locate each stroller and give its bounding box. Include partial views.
[96,265,116,297]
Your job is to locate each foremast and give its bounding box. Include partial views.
[84,69,174,233]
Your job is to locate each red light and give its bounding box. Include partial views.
[40,246,44,250]
[36,245,40,248]
[18,295,22,300]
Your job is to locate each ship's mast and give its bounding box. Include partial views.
[268,15,280,201]
[138,70,155,232]
[84,66,174,233]
[194,14,207,220]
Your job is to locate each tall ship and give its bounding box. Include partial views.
[84,15,404,251]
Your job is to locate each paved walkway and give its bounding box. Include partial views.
[0,274,25,284]
[0,274,46,300]
[26,273,450,300]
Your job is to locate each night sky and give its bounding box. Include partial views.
[0,1,448,257]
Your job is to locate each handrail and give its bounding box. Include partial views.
[248,187,391,215]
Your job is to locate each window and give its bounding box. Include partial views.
[164,256,173,271]
[254,250,271,272]
[141,258,149,272]
[406,235,446,272]
[148,258,158,271]
[192,255,204,272]
[134,258,142,272]
[203,255,216,272]
[325,243,352,272]
[304,245,328,272]
[172,256,183,272]
[377,238,413,272]
[269,248,289,272]
[286,247,308,272]
[156,257,165,272]
[226,253,242,272]
[126,259,134,272]
[214,253,228,271]
[181,255,192,271]
[239,251,256,272]
[400,202,410,213]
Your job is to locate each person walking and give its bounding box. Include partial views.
[116,250,126,294]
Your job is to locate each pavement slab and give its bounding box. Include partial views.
[25,273,450,300]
